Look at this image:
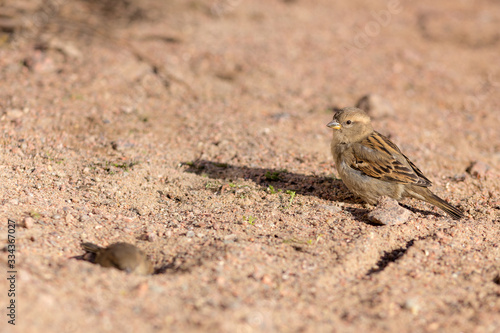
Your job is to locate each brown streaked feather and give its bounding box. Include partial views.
[349,132,432,187]
[402,153,431,185]
[371,132,432,184]
[373,132,432,185]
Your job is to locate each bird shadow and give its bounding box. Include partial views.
[183,159,350,203]
[69,252,96,263]
[399,202,442,219]
[182,159,449,223]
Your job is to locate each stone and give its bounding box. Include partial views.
[368,196,411,225]
[355,94,395,118]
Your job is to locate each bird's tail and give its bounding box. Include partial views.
[81,242,102,253]
[425,192,464,220]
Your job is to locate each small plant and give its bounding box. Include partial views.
[113,163,129,170]
[99,161,140,174]
[315,234,324,244]
[265,171,281,181]
[265,168,288,181]
[205,181,221,190]
[267,185,283,194]
[30,211,41,219]
[307,234,324,245]
[285,190,296,208]
[264,168,286,181]
[118,162,138,171]
[243,216,256,225]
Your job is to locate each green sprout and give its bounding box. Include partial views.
[205,181,221,190]
[243,216,256,225]
[285,190,296,208]
[267,185,283,194]
[265,171,281,181]
[30,211,41,219]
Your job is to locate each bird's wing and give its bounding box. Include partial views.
[349,132,432,186]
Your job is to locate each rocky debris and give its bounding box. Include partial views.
[355,94,395,118]
[142,231,157,242]
[466,161,491,179]
[4,109,24,119]
[111,140,136,151]
[368,196,411,225]
[46,38,82,59]
[23,50,56,73]
[20,216,34,229]
[317,204,342,214]
[403,297,421,315]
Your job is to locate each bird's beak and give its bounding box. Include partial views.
[327,120,341,130]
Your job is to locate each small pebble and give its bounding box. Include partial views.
[261,274,273,286]
[403,297,421,315]
[6,109,24,119]
[65,214,76,224]
[21,217,34,229]
[186,230,195,238]
[122,217,134,223]
[466,161,490,179]
[318,204,341,214]
[368,196,411,225]
[145,232,157,242]
[355,94,395,118]
[79,215,89,222]
[111,140,135,151]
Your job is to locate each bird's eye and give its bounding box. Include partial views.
[346,120,352,125]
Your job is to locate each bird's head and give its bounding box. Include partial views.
[327,107,373,143]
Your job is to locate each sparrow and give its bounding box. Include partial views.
[327,107,463,220]
[81,242,154,275]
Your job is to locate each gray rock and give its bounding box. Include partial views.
[368,196,411,225]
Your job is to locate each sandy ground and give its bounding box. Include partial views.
[1,0,499,332]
